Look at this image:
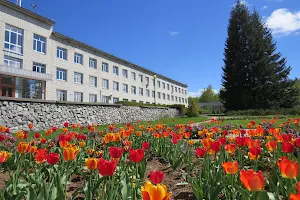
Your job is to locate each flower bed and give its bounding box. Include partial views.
[0,117,299,199]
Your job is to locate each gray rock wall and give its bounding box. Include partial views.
[0,98,180,132]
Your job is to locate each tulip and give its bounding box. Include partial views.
[63,145,79,161]
[188,140,195,145]
[222,161,238,174]
[28,123,33,129]
[142,142,150,150]
[290,194,300,200]
[218,137,227,145]
[225,144,237,155]
[97,158,117,176]
[265,141,277,152]
[141,181,171,200]
[109,147,123,159]
[85,158,98,170]
[34,148,48,163]
[149,171,165,184]
[296,182,300,194]
[0,151,12,163]
[248,146,261,160]
[63,122,69,127]
[46,152,60,165]
[235,137,248,147]
[240,170,264,191]
[202,138,213,149]
[29,146,38,154]
[17,142,30,154]
[0,134,6,142]
[210,141,221,153]
[277,158,298,178]
[195,148,206,157]
[295,138,300,147]
[282,142,295,153]
[40,138,47,144]
[79,141,85,148]
[34,133,41,139]
[129,148,145,163]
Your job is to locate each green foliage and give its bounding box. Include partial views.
[198,85,219,103]
[226,107,300,116]
[220,1,299,111]
[187,97,199,117]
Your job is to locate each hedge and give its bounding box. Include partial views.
[226,107,300,116]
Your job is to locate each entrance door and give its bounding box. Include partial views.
[1,87,14,97]
[0,75,15,97]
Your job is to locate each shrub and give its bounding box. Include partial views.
[187,98,199,117]
[225,107,300,116]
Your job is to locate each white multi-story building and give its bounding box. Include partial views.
[0,0,188,106]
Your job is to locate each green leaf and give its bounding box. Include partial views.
[235,185,250,199]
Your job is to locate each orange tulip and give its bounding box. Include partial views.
[225,144,237,155]
[79,141,85,148]
[85,158,98,170]
[28,123,33,129]
[290,194,300,200]
[29,146,38,154]
[222,161,238,174]
[277,158,298,178]
[63,145,79,161]
[265,141,277,152]
[0,151,12,163]
[202,138,213,149]
[17,142,30,154]
[141,181,171,200]
[188,140,195,145]
[240,170,264,191]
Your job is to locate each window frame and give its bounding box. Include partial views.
[4,24,23,54]
[102,62,109,72]
[56,90,67,101]
[123,84,128,93]
[89,58,97,69]
[113,81,119,91]
[74,53,83,65]
[102,79,109,89]
[33,33,46,54]
[113,66,119,75]
[57,47,67,60]
[74,72,83,84]
[74,92,83,102]
[89,75,97,87]
[56,68,67,81]
[33,62,46,73]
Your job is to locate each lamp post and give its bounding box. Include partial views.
[152,75,157,104]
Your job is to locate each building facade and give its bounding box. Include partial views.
[0,0,188,106]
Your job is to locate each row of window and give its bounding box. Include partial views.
[3,24,187,95]
[56,90,188,104]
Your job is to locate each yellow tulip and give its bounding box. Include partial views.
[141,181,171,200]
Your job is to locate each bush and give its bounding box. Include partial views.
[225,107,300,116]
[116,101,187,116]
[187,98,199,117]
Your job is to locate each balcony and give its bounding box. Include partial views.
[0,65,53,81]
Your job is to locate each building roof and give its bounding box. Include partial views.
[52,32,188,88]
[1,0,187,88]
[0,0,55,25]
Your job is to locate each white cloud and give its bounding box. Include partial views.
[261,5,268,10]
[188,89,218,97]
[168,31,180,36]
[266,8,300,35]
[232,0,251,7]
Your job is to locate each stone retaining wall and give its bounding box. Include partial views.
[0,97,180,132]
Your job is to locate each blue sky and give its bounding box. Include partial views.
[20,0,300,96]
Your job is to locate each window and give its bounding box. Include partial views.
[4,56,22,68]
[157,81,161,88]
[179,98,181,103]
[139,88,143,96]
[146,102,150,104]
[123,99,128,101]
[131,86,136,95]
[74,53,83,64]
[5,24,23,54]
[113,97,119,103]
[56,90,67,101]
[178,88,181,94]
[89,94,97,103]
[153,79,155,86]
[74,72,83,84]
[113,66,119,75]
[146,89,150,97]
[175,96,178,102]
[33,34,46,53]
[89,58,97,69]
[56,68,67,81]
[167,94,170,100]
[162,93,166,100]
[102,62,109,72]
[182,98,184,103]
[102,79,109,89]
[171,95,174,101]
[57,47,67,60]
[162,82,165,89]
[123,84,128,93]
[158,92,161,99]
[132,100,137,102]
[74,92,83,102]
[122,69,128,78]
[89,76,97,87]
[185,90,187,95]
[146,77,149,85]
[102,95,110,104]
[139,74,143,82]
[167,84,170,90]
[113,81,119,91]
[139,101,143,103]
[33,63,46,73]
[171,86,174,93]
[131,72,136,80]
[152,91,155,98]
[175,87,178,92]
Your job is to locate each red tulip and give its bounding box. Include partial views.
[211,141,221,152]
[195,148,207,157]
[249,146,262,156]
[97,158,117,176]
[46,152,60,165]
[295,138,300,147]
[282,134,293,142]
[109,147,123,159]
[51,126,58,132]
[34,148,48,164]
[218,137,227,145]
[63,122,69,127]
[142,142,150,150]
[0,135,6,142]
[149,171,165,184]
[34,133,41,139]
[129,148,145,163]
[240,170,264,191]
[235,137,248,147]
[282,142,294,153]
[290,194,300,200]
